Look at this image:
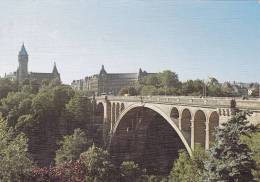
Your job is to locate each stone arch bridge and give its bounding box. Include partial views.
[94,96,260,174]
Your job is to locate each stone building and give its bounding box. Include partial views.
[71,65,150,95]
[7,44,61,85]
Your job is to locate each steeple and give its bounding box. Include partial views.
[99,65,107,75]
[52,62,59,74]
[139,68,143,74]
[19,43,28,56]
[17,43,29,84]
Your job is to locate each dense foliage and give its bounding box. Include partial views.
[241,130,260,181]
[80,144,118,182]
[0,117,33,182]
[120,161,146,182]
[204,111,257,182]
[169,146,208,182]
[0,78,18,100]
[118,71,247,97]
[55,128,91,165]
[0,79,96,167]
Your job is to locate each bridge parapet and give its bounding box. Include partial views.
[96,96,260,111]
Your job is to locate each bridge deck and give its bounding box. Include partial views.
[96,96,260,111]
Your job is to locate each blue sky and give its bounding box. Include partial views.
[0,0,259,84]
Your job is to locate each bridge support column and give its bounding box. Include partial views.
[103,103,108,123]
[178,118,181,130]
[114,104,118,123]
[191,119,195,150]
[205,121,210,150]
[111,103,116,131]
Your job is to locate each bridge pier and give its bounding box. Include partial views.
[191,119,195,150]
[205,121,210,150]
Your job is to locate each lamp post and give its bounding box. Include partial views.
[203,79,208,98]
[259,83,260,100]
[205,82,207,97]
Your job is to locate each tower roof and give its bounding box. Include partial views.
[52,62,59,74]
[19,43,28,56]
[99,65,107,75]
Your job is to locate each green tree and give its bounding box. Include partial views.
[55,128,91,165]
[241,131,260,181]
[143,74,160,87]
[62,95,93,135]
[0,117,33,182]
[0,78,17,100]
[0,91,34,127]
[120,161,145,182]
[182,79,204,96]
[52,85,75,114]
[80,144,118,182]
[204,111,257,182]
[159,70,180,88]
[221,82,236,97]
[206,77,224,97]
[141,85,158,95]
[169,145,207,182]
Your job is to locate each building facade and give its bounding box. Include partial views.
[7,44,61,85]
[71,65,150,95]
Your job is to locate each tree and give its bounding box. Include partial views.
[64,95,92,133]
[120,161,145,182]
[169,145,207,182]
[119,87,137,96]
[241,131,260,180]
[206,77,223,97]
[0,91,34,127]
[0,117,33,182]
[0,78,17,100]
[159,70,180,88]
[141,85,158,95]
[80,144,118,182]
[182,79,204,96]
[143,75,160,87]
[204,111,257,182]
[52,85,75,114]
[55,128,91,165]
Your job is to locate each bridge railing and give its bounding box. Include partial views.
[96,96,260,111]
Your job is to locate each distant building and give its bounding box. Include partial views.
[71,65,151,95]
[222,81,259,96]
[6,44,61,85]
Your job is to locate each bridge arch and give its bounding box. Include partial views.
[96,102,104,114]
[111,103,192,154]
[120,103,125,112]
[208,111,219,145]
[193,110,207,148]
[170,107,179,127]
[110,103,192,174]
[180,108,192,145]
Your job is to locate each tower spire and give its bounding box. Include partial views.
[19,43,28,56]
[99,65,107,75]
[52,61,59,74]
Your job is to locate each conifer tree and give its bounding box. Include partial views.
[204,111,257,182]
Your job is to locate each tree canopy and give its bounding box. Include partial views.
[204,111,257,182]
[55,128,91,165]
[0,117,33,182]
